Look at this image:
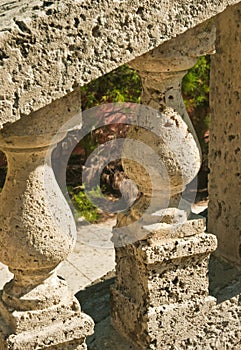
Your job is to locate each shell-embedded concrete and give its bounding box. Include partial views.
[0,0,240,127]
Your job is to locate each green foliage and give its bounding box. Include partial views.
[67,64,142,223]
[67,58,211,219]
[182,56,210,112]
[182,55,210,153]
[80,64,142,110]
[0,58,212,217]
[69,185,100,223]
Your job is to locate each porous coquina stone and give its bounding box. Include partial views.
[111,212,218,349]
[209,2,241,266]
[0,90,94,349]
[0,0,240,127]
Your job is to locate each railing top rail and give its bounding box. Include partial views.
[0,0,240,127]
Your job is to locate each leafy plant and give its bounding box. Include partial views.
[182,55,210,148]
[80,64,141,110]
[182,55,211,193]
[182,56,210,104]
[66,65,142,220]
[68,185,100,223]
[0,59,212,212]
[66,57,212,217]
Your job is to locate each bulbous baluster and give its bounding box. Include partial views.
[0,90,94,349]
[111,22,217,350]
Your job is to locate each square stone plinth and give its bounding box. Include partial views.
[0,277,94,350]
[111,219,217,349]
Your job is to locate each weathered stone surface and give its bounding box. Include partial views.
[68,255,241,350]
[118,22,217,224]
[143,212,206,239]
[0,284,93,349]
[111,216,217,349]
[0,1,240,349]
[109,7,241,346]
[111,229,241,349]
[112,219,241,349]
[0,0,240,127]
[112,290,217,349]
[129,18,216,72]
[0,90,94,349]
[121,107,201,199]
[0,90,81,272]
[114,22,216,249]
[128,18,215,138]
[117,207,206,240]
[209,2,241,266]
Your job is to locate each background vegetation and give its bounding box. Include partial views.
[0,57,210,222]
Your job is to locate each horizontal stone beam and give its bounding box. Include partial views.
[0,0,240,127]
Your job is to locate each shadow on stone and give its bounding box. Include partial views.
[75,271,138,350]
[75,270,115,324]
[209,254,241,303]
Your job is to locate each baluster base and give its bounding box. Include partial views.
[111,211,217,349]
[0,276,94,350]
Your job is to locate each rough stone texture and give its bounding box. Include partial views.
[0,89,82,271]
[0,0,240,127]
[128,18,215,147]
[0,1,240,348]
[120,107,201,212]
[111,212,218,349]
[111,219,241,349]
[55,255,239,350]
[209,2,241,266]
[0,287,93,349]
[114,22,216,249]
[117,21,217,230]
[110,7,241,348]
[0,90,94,349]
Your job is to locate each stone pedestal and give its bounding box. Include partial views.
[111,210,217,349]
[0,90,94,349]
[111,22,217,349]
[0,279,92,349]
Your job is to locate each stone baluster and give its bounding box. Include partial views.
[111,22,218,349]
[0,90,94,349]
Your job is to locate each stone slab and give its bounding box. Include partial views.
[1,0,240,126]
[0,311,93,350]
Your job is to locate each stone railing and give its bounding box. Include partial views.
[0,1,240,349]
